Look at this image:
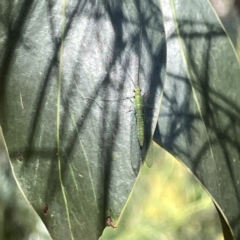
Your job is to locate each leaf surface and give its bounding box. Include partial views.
[0,0,165,239]
[155,0,240,238]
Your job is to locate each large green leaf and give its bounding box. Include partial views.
[154,0,240,239]
[0,0,165,239]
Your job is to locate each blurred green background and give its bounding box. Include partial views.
[100,143,223,240]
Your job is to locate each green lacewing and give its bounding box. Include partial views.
[132,84,153,168]
[135,36,154,167]
[126,30,153,167]
[133,87,144,148]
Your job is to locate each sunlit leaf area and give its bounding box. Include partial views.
[100,143,223,240]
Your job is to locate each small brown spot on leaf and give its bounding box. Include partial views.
[17,152,24,162]
[43,203,49,214]
[106,216,116,229]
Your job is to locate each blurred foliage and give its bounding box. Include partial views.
[100,143,223,240]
